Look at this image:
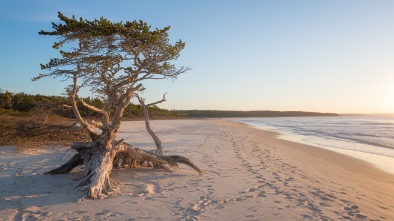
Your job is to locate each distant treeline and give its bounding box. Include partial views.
[0,89,183,119]
[174,110,339,118]
[0,89,339,119]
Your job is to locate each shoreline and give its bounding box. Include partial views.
[237,117,394,175]
[219,119,394,219]
[1,119,393,220]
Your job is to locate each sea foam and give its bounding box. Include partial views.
[238,116,394,174]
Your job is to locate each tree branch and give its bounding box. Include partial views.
[77,97,110,130]
[71,71,100,138]
[136,93,166,155]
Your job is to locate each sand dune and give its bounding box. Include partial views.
[1,119,393,220]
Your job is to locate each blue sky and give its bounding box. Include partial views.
[1,1,394,114]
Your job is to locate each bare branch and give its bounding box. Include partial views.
[136,93,167,155]
[70,72,100,138]
[146,93,167,106]
[77,97,110,129]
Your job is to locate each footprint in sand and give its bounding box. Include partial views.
[341,204,370,220]
[22,207,52,221]
[95,210,124,218]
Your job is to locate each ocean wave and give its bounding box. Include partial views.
[238,116,394,154]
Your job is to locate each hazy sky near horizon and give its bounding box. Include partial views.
[1,0,394,114]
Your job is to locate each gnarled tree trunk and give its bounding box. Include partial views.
[77,146,116,198]
[46,139,202,199]
[45,89,202,199]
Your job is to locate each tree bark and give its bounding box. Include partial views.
[46,139,202,199]
[80,148,117,199]
[45,153,83,175]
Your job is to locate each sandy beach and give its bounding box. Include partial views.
[1,119,393,220]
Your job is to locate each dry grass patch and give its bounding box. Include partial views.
[0,108,89,150]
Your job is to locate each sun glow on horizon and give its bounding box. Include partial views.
[381,82,394,113]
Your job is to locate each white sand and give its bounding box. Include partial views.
[1,119,393,220]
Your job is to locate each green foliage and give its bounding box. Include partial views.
[174,110,339,118]
[0,90,339,119]
[0,90,13,109]
[11,93,37,112]
[0,89,184,119]
[123,103,144,118]
[35,12,189,98]
[0,90,67,113]
[34,12,190,126]
[77,97,105,116]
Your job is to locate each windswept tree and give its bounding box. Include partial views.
[34,12,201,199]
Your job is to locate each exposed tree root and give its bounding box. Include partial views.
[45,153,83,175]
[117,142,202,174]
[45,140,202,199]
[162,155,202,174]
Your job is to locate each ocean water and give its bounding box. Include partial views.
[237,116,394,174]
